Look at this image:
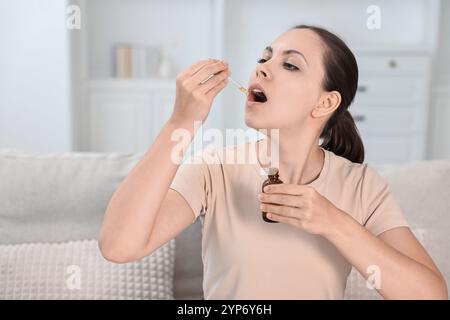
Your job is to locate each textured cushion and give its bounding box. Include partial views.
[0,239,175,300]
[0,150,195,299]
[0,150,144,244]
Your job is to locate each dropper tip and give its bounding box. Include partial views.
[228,76,248,95]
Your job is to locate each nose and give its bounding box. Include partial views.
[256,64,271,80]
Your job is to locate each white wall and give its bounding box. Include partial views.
[428,0,450,160]
[0,0,73,152]
[434,0,450,79]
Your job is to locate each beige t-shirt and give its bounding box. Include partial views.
[169,140,409,299]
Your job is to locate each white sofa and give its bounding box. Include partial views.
[0,150,449,299]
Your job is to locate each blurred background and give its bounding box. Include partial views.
[0,0,449,165]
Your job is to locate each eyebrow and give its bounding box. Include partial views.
[264,46,308,66]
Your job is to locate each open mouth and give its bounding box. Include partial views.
[248,85,268,103]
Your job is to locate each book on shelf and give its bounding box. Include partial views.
[115,44,132,78]
[115,44,168,79]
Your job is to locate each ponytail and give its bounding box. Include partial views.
[320,109,365,164]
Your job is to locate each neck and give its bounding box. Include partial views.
[256,131,325,185]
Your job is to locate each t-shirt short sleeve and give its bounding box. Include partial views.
[362,166,409,236]
[169,152,212,224]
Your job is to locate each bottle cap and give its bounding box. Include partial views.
[267,167,279,176]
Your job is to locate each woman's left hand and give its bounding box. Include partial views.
[258,184,342,236]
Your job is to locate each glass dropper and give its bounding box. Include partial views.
[228,77,248,95]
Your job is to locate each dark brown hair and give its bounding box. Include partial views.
[293,25,364,163]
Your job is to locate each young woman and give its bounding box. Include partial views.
[98,25,448,300]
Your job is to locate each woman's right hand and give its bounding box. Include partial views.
[170,59,230,125]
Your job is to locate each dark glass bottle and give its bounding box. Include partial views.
[261,167,283,223]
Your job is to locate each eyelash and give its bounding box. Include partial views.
[257,58,299,71]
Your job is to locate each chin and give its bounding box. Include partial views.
[244,111,260,129]
[244,113,270,131]
[244,103,285,131]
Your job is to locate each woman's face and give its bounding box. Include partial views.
[245,28,328,132]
